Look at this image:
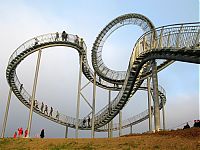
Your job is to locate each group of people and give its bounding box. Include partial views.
[55,31,68,41]
[183,120,200,129]
[13,127,28,138]
[31,31,85,52]
[55,31,84,48]
[193,120,200,127]
[40,102,60,120]
[75,35,84,48]
[27,98,60,120]
[27,98,40,110]
[13,128,45,138]
[82,116,91,127]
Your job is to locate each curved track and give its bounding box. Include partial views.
[92,13,155,84]
[6,13,200,131]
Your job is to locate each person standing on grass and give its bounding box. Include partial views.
[40,129,45,138]
[13,132,17,138]
[17,128,20,137]
[20,127,23,137]
[24,129,28,138]
[18,127,23,137]
[183,122,190,129]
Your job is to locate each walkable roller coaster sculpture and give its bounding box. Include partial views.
[2,13,200,138]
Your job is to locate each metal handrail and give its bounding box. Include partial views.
[92,13,155,82]
[94,23,199,126]
[6,22,200,130]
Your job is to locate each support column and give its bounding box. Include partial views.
[107,124,110,138]
[162,99,166,130]
[108,90,111,138]
[91,72,96,138]
[65,126,68,138]
[110,120,113,138]
[119,110,122,137]
[130,125,133,134]
[151,60,160,131]
[1,88,12,138]
[147,77,152,132]
[109,90,113,138]
[108,124,110,138]
[27,49,42,137]
[75,55,83,138]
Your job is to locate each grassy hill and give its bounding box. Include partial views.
[0,128,199,150]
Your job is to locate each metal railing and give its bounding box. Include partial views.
[93,22,200,127]
[92,13,155,82]
[8,33,87,64]
[6,22,200,130]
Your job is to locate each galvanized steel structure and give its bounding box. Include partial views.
[1,13,200,138]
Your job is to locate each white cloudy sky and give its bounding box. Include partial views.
[0,0,199,138]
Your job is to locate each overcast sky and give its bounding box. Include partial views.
[0,0,199,138]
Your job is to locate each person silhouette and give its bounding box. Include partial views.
[88,116,90,127]
[44,105,48,115]
[62,31,67,41]
[20,84,23,93]
[49,107,53,117]
[56,111,59,120]
[24,129,28,138]
[13,131,17,138]
[40,129,45,138]
[83,118,86,127]
[183,122,190,129]
[80,38,84,48]
[75,35,79,45]
[55,32,59,41]
[41,102,44,112]
[34,38,39,45]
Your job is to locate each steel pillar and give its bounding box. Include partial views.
[162,99,166,130]
[110,120,113,138]
[107,123,109,138]
[108,90,111,138]
[65,126,68,138]
[91,72,96,138]
[108,90,111,113]
[109,90,113,138]
[27,49,42,137]
[119,110,122,136]
[151,60,160,131]
[147,77,152,132]
[75,55,83,138]
[107,123,110,138]
[1,88,12,138]
[130,125,133,134]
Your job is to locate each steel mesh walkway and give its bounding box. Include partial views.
[6,13,200,131]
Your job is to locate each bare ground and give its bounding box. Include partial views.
[0,127,199,150]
